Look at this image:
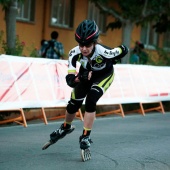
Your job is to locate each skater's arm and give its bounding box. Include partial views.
[66,47,81,88]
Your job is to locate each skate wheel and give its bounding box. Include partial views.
[81,149,91,162]
[42,141,53,150]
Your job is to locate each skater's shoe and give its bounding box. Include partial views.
[79,136,93,162]
[50,124,75,143]
[79,135,93,150]
[42,124,75,150]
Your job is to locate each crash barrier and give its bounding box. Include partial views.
[0,55,170,127]
[0,108,83,128]
[95,104,125,118]
[124,101,165,116]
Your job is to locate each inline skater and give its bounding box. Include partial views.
[42,20,128,162]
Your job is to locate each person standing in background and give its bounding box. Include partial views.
[40,31,64,59]
[130,41,148,64]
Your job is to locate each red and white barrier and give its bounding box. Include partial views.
[0,54,170,110]
[100,63,170,104]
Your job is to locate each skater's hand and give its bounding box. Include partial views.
[79,70,92,81]
[88,71,92,80]
[65,74,79,88]
[75,76,80,82]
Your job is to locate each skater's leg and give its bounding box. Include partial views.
[49,111,76,142]
[42,98,83,150]
[79,85,102,161]
[63,111,76,129]
[80,86,99,140]
[80,111,95,138]
[83,111,95,129]
[80,111,95,145]
[79,111,95,161]
[64,97,83,125]
[42,111,77,150]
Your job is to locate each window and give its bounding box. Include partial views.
[51,0,75,28]
[140,22,159,49]
[17,0,35,22]
[88,2,107,33]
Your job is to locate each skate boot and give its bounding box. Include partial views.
[42,124,75,150]
[79,135,93,162]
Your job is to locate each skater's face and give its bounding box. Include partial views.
[79,42,95,57]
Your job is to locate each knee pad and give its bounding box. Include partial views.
[66,98,83,114]
[85,86,103,112]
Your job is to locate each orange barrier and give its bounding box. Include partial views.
[43,108,84,121]
[96,104,125,118]
[0,107,83,127]
[139,101,165,116]
[125,101,165,116]
[0,109,27,127]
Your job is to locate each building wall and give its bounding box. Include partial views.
[0,0,141,58]
[0,6,7,41]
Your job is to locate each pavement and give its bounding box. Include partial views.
[0,112,170,170]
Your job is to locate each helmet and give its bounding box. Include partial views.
[75,20,100,45]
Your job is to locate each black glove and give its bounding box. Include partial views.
[65,74,78,88]
[112,59,121,65]
[78,70,89,82]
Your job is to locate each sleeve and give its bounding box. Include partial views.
[68,46,81,74]
[98,44,128,59]
[114,45,129,60]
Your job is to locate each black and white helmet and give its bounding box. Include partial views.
[75,20,100,45]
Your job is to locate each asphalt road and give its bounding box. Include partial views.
[0,112,170,170]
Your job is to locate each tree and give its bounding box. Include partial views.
[0,0,23,54]
[91,0,170,63]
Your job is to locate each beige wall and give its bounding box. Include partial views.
[0,0,142,58]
